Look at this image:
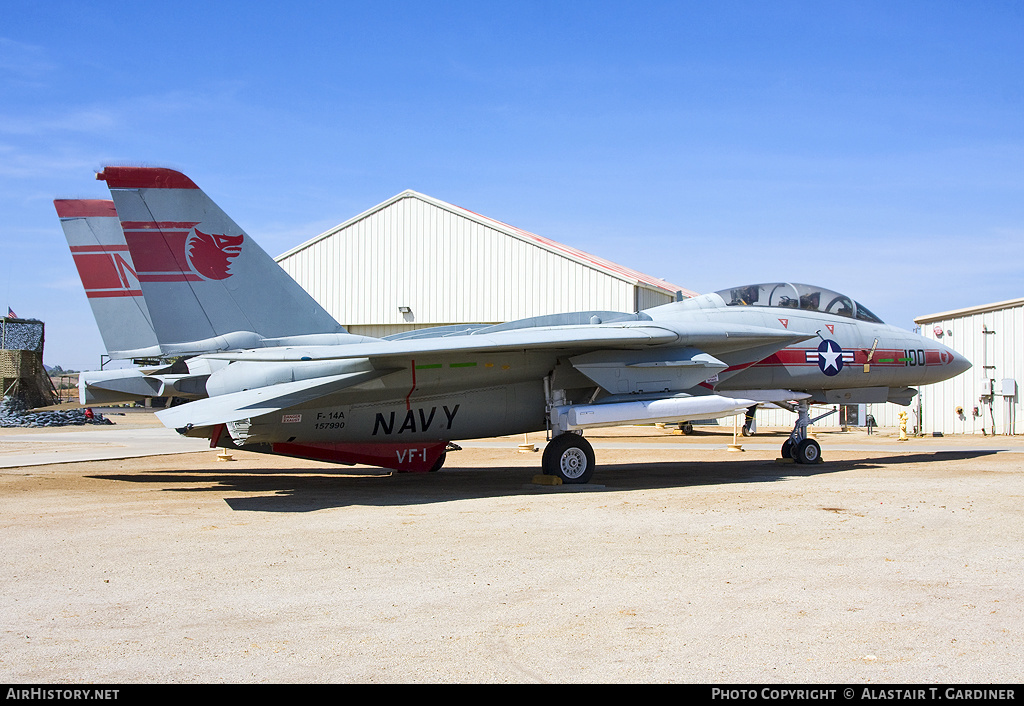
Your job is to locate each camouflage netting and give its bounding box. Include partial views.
[2,317,57,409]
[0,396,114,428]
[1,318,44,354]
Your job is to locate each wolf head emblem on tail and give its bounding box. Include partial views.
[186,229,243,280]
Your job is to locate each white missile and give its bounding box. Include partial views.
[553,395,759,430]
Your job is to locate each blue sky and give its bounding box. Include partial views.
[2,1,1022,370]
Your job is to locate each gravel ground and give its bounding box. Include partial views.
[1,415,1022,684]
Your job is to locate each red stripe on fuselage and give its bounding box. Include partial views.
[750,347,945,369]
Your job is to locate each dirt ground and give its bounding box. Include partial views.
[1,412,1022,683]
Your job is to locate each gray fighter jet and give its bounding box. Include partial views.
[69,167,972,483]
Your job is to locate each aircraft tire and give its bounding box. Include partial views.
[679,422,694,435]
[794,438,821,464]
[542,433,595,484]
[781,439,794,459]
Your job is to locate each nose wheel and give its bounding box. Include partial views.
[781,437,821,463]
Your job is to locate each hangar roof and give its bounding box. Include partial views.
[277,190,695,298]
[915,297,1024,323]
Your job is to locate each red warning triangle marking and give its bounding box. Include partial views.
[826,324,835,335]
[779,318,788,328]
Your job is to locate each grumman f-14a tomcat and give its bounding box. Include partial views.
[57,166,971,484]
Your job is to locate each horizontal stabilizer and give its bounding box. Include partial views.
[79,366,173,405]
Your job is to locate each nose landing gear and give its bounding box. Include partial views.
[781,400,834,464]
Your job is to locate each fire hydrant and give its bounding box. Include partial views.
[898,411,908,441]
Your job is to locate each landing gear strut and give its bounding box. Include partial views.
[741,405,757,437]
[781,400,832,464]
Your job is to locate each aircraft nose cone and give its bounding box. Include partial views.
[949,350,972,377]
[936,342,971,378]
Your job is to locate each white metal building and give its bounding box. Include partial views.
[912,298,1022,436]
[276,190,695,338]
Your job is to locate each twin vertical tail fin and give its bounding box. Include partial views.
[95,167,349,355]
[54,199,161,359]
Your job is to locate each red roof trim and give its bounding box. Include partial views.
[454,204,695,297]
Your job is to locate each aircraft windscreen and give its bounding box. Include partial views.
[715,283,884,323]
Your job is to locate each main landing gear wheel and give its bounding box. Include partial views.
[781,439,794,459]
[678,422,694,435]
[542,433,595,484]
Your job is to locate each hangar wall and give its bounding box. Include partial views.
[276,190,693,338]
[913,298,1022,436]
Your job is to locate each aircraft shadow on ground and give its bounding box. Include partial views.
[88,449,1001,513]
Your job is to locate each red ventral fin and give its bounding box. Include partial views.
[271,441,448,473]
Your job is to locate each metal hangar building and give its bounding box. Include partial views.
[275,190,695,339]
[913,297,1022,436]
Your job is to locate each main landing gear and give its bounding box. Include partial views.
[781,400,830,464]
[741,404,757,437]
[542,432,595,484]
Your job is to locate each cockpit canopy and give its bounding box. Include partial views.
[714,283,884,323]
